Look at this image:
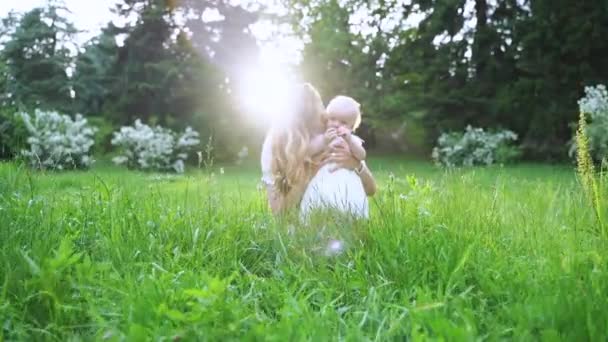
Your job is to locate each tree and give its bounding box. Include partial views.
[102,0,180,125]
[72,24,119,116]
[1,3,77,112]
[182,0,261,79]
[100,0,262,159]
[511,0,608,159]
[386,0,608,159]
[288,0,390,138]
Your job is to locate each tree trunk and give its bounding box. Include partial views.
[472,0,490,79]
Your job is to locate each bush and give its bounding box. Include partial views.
[569,84,608,162]
[432,125,520,167]
[87,116,116,155]
[111,119,200,173]
[19,109,97,170]
[0,106,28,160]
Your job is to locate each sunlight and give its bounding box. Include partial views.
[236,45,296,125]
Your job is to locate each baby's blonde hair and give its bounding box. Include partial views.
[271,83,325,196]
[326,95,362,131]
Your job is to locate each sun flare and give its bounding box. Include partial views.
[236,47,296,125]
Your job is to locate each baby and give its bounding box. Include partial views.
[300,95,369,219]
[324,96,365,161]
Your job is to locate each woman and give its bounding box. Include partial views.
[260,83,376,216]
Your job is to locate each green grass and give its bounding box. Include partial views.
[1,158,607,340]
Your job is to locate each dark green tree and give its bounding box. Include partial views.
[287,0,394,147]
[102,0,180,125]
[510,0,608,158]
[72,24,119,116]
[1,3,77,112]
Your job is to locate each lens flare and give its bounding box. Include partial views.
[236,47,295,125]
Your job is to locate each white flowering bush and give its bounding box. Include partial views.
[111,119,200,173]
[569,84,608,162]
[432,125,520,167]
[235,146,249,165]
[19,109,97,170]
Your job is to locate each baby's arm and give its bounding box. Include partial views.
[346,134,366,161]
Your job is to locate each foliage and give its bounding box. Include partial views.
[101,0,181,125]
[87,116,116,155]
[431,126,519,167]
[1,160,607,339]
[288,0,608,159]
[19,109,97,170]
[181,0,260,74]
[570,85,608,162]
[71,25,119,116]
[1,4,77,112]
[89,0,255,162]
[512,0,608,158]
[111,119,200,173]
[1,0,608,160]
[0,105,27,159]
[574,102,607,238]
[289,0,392,144]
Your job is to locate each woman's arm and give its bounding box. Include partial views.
[323,140,377,196]
[355,161,376,196]
[265,181,307,215]
[265,184,281,214]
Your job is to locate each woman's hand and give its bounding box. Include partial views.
[321,138,377,196]
[324,128,338,144]
[322,138,360,172]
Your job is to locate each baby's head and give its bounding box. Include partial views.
[325,95,361,132]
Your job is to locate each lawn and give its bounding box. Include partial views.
[0,158,606,340]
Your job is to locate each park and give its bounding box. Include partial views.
[1,0,607,340]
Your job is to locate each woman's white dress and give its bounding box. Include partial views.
[299,135,369,219]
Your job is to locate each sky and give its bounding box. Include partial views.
[0,0,121,45]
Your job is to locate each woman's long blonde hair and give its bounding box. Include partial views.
[270,83,325,197]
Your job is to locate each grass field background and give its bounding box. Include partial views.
[1,158,607,340]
